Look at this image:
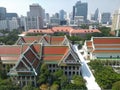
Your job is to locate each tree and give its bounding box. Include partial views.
[72,75,86,89]
[50,83,59,90]
[112,81,120,90]
[39,84,49,90]
[22,84,34,90]
[37,63,50,85]
[60,75,68,87]
[89,60,120,89]
[0,79,20,90]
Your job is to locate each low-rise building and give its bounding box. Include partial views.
[83,37,120,60]
[0,35,81,87]
[20,26,101,37]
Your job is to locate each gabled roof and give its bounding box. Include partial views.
[43,46,69,63]
[93,50,120,53]
[86,41,92,48]
[43,46,68,55]
[89,37,120,54]
[17,36,42,44]
[10,43,41,76]
[93,37,120,44]
[42,35,65,45]
[52,26,73,32]
[71,29,101,34]
[28,29,54,34]
[0,45,21,55]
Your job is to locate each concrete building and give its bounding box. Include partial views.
[21,26,101,37]
[26,4,45,30]
[0,17,19,31]
[6,13,18,20]
[59,10,66,20]
[0,20,8,30]
[83,37,120,61]
[101,12,111,25]
[8,17,19,31]
[74,16,84,25]
[72,0,88,22]
[111,9,120,36]
[0,35,81,87]
[0,7,6,20]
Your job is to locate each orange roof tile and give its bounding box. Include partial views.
[22,36,41,43]
[24,50,36,63]
[71,29,101,34]
[95,46,120,48]
[43,56,63,61]
[0,45,21,55]
[32,44,41,53]
[43,36,65,44]
[93,38,120,44]
[86,41,92,47]
[52,26,72,32]
[28,29,54,34]
[93,50,120,53]
[43,46,69,55]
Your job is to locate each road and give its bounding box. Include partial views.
[73,45,101,90]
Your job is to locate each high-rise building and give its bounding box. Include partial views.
[0,7,6,20]
[45,13,50,25]
[101,12,111,24]
[26,3,45,30]
[72,1,88,22]
[111,9,120,36]
[6,13,18,20]
[59,10,66,20]
[94,8,99,21]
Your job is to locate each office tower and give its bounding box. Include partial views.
[0,7,6,20]
[94,8,99,21]
[72,1,88,22]
[54,13,59,19]
[59,9,66,20]
[72,6,75,20]
[111,9,120,36]
[6,13,18,20]
[26,3,45,30]
[45,13,50,25]
[101,12,111,24]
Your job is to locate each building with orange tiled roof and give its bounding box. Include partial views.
[0,35,81,87]
[83,37,120,60]
[20,26,101,37]
[16,35,70,46]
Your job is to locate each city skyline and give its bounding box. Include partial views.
[0,0,120,16]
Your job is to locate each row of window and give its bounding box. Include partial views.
[48,64,80,70]
[49,69,80,76]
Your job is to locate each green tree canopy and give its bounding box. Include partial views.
[112,81,120,90]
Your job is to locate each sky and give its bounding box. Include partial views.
[0,0,120,17]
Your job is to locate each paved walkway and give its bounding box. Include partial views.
[73,45,101,90]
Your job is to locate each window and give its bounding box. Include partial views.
[53,70,55,72]
[77,72,79,75]
[49,64,51,68]
[65,66,67,70]
[65,71,67,75]
[53,64,55,67]
[110,56,112,58]
[69,66,71,70]
[69,72,71,75]
[73,71,75,75]
[117,56,119,58]
[61,66,63,69]
[73,66,75,70]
